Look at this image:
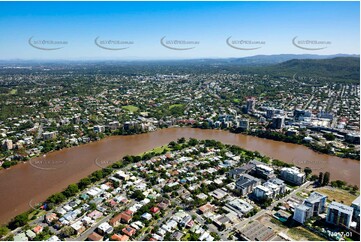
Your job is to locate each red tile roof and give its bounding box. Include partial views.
[87,232,103,241]
[111,234,129,241]
[122,226,136,237]
[150,207,160,213]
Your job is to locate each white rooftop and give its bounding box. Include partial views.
[329,202,354,215]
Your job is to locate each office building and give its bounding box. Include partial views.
[293,109,312,121]
[272,115,284,129]
[266,108,275,119]
[246,97,256,113]
[238,119,249,131]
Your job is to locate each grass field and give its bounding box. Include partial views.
[270,218,288,229]
[169,104,184,109]
[140,145,171,156]
[287,226,326,241]
[122,105,139,112]
[316,187,358,204]
[9,89,17,95]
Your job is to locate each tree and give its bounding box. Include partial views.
[152,225,159,233]
[304,167,312,177]
[331,180,347,188]
[89,203,97,210]
[351,185,359,194]
[123,155,134,163]
[164,232,172,241]
[220,224,226,231]
[0,226,10,237]
[78,177,91,190]
[189,232,200,241]
[61,226,75,237]
[9,213,28,229]
[177,137,186,144]
[131,190,145,200]
[210,232,221,241]
[310,174,318,181]
[188,138,199,146]
[63,184,79,197]
[259,198,272,209]
[168,141,176,148]
[47,192,66,204]
[2,161,17,169]
[323,172,330,186]
[323,133,335,141]
[318,172,323,185]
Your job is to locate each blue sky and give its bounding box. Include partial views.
[0,1,359,60]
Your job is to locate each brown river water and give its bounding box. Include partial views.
[0,127,359,224]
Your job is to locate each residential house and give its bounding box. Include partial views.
[97,222,113,235]
[13,232,27,241]
[199,203,216,214]
[150,207,160,214]
[141,213,152,221]
[87,232,103,241]
[71,221,85,235]
[25,230,36,240]
[44,213,58,224]
[109,211,132,227]
[33,225,43,234]
[122,226,136,237]
[110,234,129,241]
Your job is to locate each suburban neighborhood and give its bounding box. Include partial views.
[1,138,359,241]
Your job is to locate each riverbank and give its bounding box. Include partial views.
[0,127,359,224]
[2,126,358,172]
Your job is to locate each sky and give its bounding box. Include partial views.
[0,1,359,60]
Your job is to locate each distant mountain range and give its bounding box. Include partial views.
[258,57,360,81]
[172,54,358,66]
[0,54,359,65]
[226,54,360,65]
[184,55,360,82]
[0,55,359,83]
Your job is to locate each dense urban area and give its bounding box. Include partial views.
[0,56,360,241]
